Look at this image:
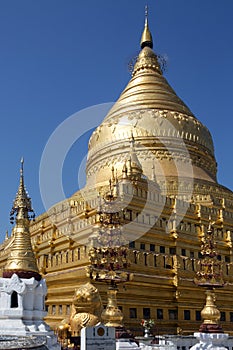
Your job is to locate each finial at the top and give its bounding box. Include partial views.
[144,5,148,23]
[20,157,24,176]
[140,5,153,49]
[10,158,35,224]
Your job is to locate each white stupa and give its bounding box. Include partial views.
[0,159,60,349]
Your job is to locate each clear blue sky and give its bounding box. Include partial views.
[0,0,233,240]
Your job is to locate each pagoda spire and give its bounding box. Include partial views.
[133,6,162,76]
[140,5,153,49]
[3,159,41,281]
[10,158,35,223]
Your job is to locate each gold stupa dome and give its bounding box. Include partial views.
[86,9,217,196]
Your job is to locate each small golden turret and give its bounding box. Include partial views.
[3,159,41,281]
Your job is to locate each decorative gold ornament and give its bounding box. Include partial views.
[194,221,224,288]
[87,169,131,284]
[87,171,132,329]
[101,283,124,327]
[201,289,220,325]
[195,219,225,333]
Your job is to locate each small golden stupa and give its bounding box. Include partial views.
[3,159,41,281]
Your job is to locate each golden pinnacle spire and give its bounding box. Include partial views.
[140,5,153,49]
[10,158,35,222]
[3,159,41,281]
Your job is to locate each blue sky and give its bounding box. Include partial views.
[0,0,233,240]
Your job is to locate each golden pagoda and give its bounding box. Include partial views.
[1,7,233,337]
